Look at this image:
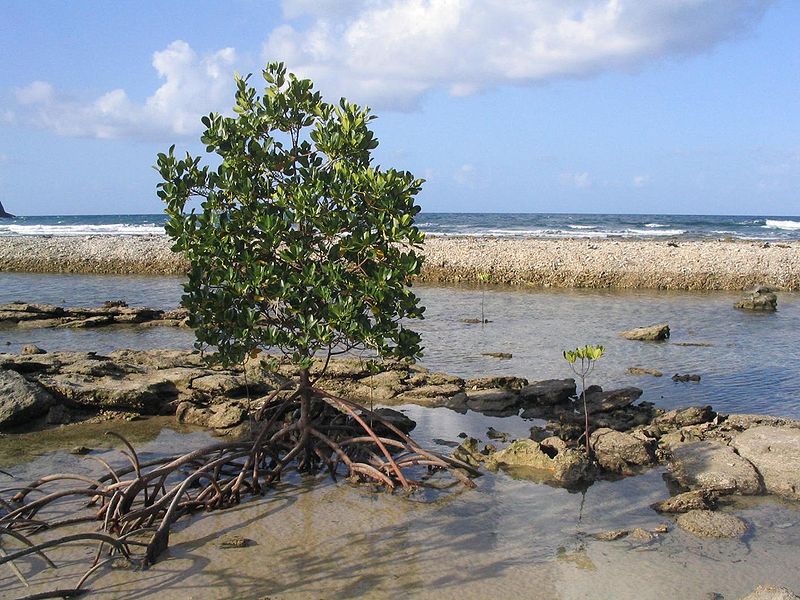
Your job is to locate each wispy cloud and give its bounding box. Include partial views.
[453,163,476,186]
[560,171,592,188]
[632,174,650,188]
[12,41,237,140]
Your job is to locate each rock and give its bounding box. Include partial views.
[486,427,511,442]
[0,369,54,428]
[70,446,92,455]
[733,427,800,500]
[191,373,267,398]
[46,404,71,425]
[590,428,654,474]
[217,535,251,549]
[452,437,487,467]
[482,352,512,359]
[620,323,670,341]
[56,315,115,328]
[627,367,663,377]
[654,406,716,431]
[465,388,520,415]
[486,439,589,486]
[466,376,528,390]
[519,379,576,407]
[21,344,46,355]
[630,528,655,542]
[672,373,701,382]
[0,200,15,218]
[676,510,747,538]
[740,585,800,600]
[371,407,416,434]
[593,529,628,541]
[735,288,778,312]
[393,383,465,408]
[584,387,643,415]
[668,441,762,495]
[207,404,246,429]
[651,490,718,514]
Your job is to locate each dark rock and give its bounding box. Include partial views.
[733,426,800,500]
[70,446,92,455]
[465,388,520,415]
[668,441,762,495]
[584,387,643,415]
[735,288,778,312]
[0,200,15,218]
[486,427,510,442]
[372,407,416,434]
[46,404,71,425]
[519,379,576,407]
[466,376,528,390]
[620,323,670,341]
[676,510,747,538]
[651,490,718,514]
[452,437,486,467]
[0,369,54,428]
[590,428,654,474]
[672,373,701,382]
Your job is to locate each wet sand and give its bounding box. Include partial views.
[1,235,798,290]
[2,412,799,600]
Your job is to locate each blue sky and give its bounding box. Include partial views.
[0,0,797,216]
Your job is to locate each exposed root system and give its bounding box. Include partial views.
[0,386,477,597]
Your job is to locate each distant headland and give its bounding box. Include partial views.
[0,201,14,219]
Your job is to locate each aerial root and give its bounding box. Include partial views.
[0,388,477,595]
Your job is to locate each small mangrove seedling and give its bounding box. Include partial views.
[563,344,605,455]
[477,271,490,324]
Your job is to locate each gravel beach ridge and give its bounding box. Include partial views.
[1,234,798,291]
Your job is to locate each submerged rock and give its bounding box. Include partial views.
[620,323,670,341]
[733,426,800,500]
[740,585,800,600]
[676,510,747,538]
[486,438,588,486]
[627,367,663,377]
[672,373,701,382]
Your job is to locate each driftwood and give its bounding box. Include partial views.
[0,386,477,596]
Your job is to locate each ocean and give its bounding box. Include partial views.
[1,212,800,240]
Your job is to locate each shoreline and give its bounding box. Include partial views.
[1,234,799,290]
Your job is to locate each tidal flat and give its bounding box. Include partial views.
[1,273,800,598]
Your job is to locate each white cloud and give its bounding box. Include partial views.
[13,41,237,140]
[454,163,476,186]
[560,171,592,188]
[268,0,772,109]
[632,174,650,187]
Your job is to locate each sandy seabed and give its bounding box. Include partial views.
[0,234,799,290]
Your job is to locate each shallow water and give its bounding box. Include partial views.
[2,409,799,599]
[2,273,799,418]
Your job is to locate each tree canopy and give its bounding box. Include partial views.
[157,62,426,370]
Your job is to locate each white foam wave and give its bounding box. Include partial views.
[0,223,166,236]
[644,223,666,228]
[763,219,800,231]
[423,227,686,239]
[567,225,596,229]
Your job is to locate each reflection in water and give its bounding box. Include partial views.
[2,275,798,417]
[2,411,800,599]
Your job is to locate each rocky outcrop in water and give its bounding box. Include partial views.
[620,323,670,341]
[0,200,14,218]
[0,301,189,328]
[735,286,778,312]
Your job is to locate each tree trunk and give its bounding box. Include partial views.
[298,367,313,471]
